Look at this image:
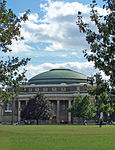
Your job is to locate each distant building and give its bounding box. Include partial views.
[0,68,92,124]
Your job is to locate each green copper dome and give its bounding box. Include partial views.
[28,69,88,85]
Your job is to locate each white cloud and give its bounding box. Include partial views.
[20,0,91,52]
[9,40,34,56]
[61,54,67,57]
[41,1,90,19]
[8,0,107,57]
[28,13,39,23]
[45,42,63,51]
[6,0,108,83]
[25,61,97,80]
[72,52,77,55]
[9,0,107,55]
[25,61,109,81]
[100,71,109,81]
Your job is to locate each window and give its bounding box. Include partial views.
[28,88,32,92]
[61,87,66,91]
[35,88,39,92]
[43,88,48,92]
[76,86,80,91]
[4,103,12,112]
[52,87,57,92]
[52,104,56,111]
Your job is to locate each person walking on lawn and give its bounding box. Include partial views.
[99,118,103,127]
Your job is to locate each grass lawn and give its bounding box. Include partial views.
[0,125,115,150]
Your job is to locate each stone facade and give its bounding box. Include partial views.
[0,69,90,124]
[0,83,89,124]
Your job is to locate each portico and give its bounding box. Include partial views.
[17,93,74,124]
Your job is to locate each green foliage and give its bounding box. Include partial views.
[0,0,30,52]
[0,56,31,101]
[21,93,50,124]
[88,73,114,120]
[0,0,30,101]
[95,92,111,118]
[88,73,110,95]
[76,0,115,87]
[68,95,96,120]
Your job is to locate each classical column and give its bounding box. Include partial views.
[25,100,28,105]
[18,100,21,122]
[68,100,71,124]
[56,100,60,124]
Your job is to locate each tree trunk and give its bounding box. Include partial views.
[77,117,84,125]
[36,119,39,125]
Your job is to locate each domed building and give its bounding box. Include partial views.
[28,68,88,85]
[0,68,91,124]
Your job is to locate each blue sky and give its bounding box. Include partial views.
[5,0,107,80]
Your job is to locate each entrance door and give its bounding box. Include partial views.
[52,116,56,124]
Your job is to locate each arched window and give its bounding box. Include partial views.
[35,88,39,92]
[52,87,57,91]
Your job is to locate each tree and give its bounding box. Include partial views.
[0,0,30,53]
[21,93,50,125]
[0,0,30,101]
[76,0,115,88]
[68,95,96,123]
[88,73,114,120]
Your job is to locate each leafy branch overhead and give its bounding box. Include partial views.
[0,0,30,52]
[0,56,30,95]
[76,0,115,87]
[0,0,30,101]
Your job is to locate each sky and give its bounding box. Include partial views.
[5,0,107,80]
